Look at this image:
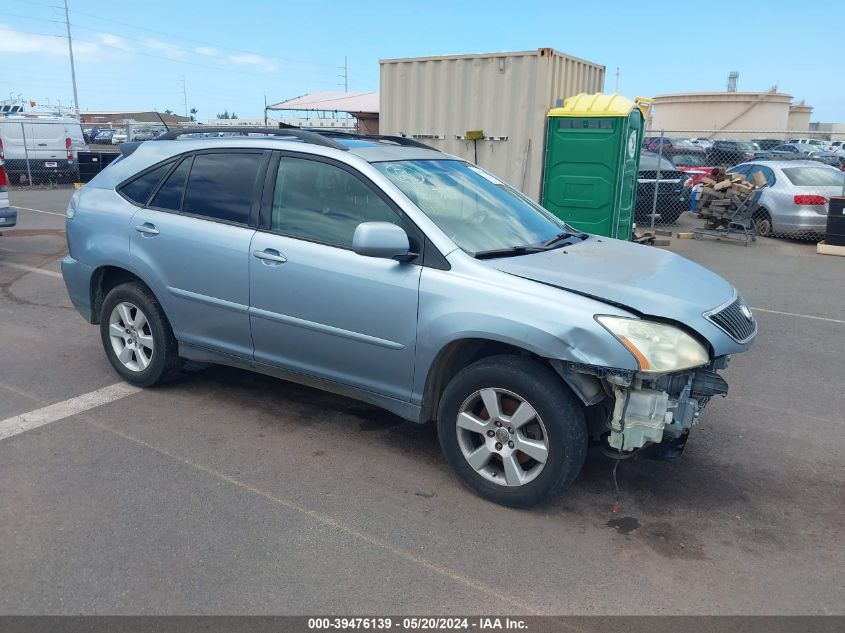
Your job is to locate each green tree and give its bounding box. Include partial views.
[216,110,238,119]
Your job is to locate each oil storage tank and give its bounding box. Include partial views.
[379,48,605,201]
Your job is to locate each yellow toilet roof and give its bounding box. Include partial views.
[549,93,652,119]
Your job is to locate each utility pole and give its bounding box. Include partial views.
[338,56,348,92]
[181,76,188,118]
[64,0,80,114]
[614,67,620,93]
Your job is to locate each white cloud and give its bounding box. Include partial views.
[96,33,134,53]
[227,52,276,71]
[0,24,99,58]
[195,46,219,57]
[144,38,189,60]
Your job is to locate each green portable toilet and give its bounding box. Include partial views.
[541,93,652,239]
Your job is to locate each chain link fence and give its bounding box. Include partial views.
[638,129,845,242]
[0,119,167,189]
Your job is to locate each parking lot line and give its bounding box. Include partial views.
[13,206,67,217]
[0,260,63,279]
[0,382,140,441]
[83,417,540,615]
[752,307,845,325]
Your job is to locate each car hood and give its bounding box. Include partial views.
[486,236,736,332]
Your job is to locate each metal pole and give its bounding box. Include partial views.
[20,122,34,187]
[64,0,80,115]
[650,130,665,231]
[181,77,188,118]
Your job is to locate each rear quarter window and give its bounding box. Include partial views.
[118,161,174,206]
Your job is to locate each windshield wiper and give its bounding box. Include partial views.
[542,231,588,248]
[473,245,547,259]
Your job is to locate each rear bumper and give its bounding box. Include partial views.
[0,206,17,228]
[61,255,95,322]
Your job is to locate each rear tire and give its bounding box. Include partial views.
[436,355,587,508]
[99,282,182,387]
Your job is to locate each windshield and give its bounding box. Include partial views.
[671,153,707,167]
[670,139,697,149]
[736,141,756,151]
[782,167,845,187]
[374,160,570,254]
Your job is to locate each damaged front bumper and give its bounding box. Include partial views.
[553,358,731,453]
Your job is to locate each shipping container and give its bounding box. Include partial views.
[379,48,605,201]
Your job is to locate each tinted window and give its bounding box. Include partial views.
[782,167,845,187]
[671,153,707,167]
[120,161,173,206]
[746,165,776,187]
[271,157,399,247]
[639,153,676,171]
[182,153,262,224]
[150,157,191,211]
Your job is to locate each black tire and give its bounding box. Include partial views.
[753,209,773,237]
[99,282,182,387]
[436,355,587,508]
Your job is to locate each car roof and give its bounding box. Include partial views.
[739,159,831,169]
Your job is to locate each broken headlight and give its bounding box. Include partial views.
[596,316,709,376]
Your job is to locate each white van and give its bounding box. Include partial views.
[0,116,86,184]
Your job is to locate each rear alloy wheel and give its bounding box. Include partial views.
[108,302,154,372]
[99,282,182,386]
[437,355,587,508]
[754,210,773,237]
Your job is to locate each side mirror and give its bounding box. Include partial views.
[352,222,414,261]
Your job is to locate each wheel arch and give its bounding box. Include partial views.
[89,265,166,325]
[419,338,576,425]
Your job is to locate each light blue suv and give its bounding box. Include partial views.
[62,128,756,507]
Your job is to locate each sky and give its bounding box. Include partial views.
[2,0,844,123]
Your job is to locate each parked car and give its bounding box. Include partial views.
[705,140,760,166]
[62,128,756,507]
[93,130,114,144]
[83,127,102,144]
[690,138,713,149]
[769,143,818,157]
[0,161,17,229]
[0,115,85,184]
[131,130,157,141]
[728,160,844,237]
[111,131,128,145]
[636,152,690,224]
[752,138,784,151]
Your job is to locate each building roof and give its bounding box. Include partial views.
[267,92,379,116]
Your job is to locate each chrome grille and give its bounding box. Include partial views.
[706,296,757,343]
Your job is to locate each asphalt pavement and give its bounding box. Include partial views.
[1,188,843,615]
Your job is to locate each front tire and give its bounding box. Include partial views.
[436,355,587,508]
[99,282,182,387]
[753,209,773,237]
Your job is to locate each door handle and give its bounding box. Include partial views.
[134,223,160,236]
[253,248,287,264]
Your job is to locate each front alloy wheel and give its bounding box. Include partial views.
[456,388,549,487]
[437,355,587,507]
[108,302,154,372]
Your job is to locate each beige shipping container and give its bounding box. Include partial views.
[379,48,605,201]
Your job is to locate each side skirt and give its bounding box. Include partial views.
[178,342,423,423]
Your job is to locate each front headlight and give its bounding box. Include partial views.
[596,316,709,375]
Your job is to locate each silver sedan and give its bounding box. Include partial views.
[728,160,844,237]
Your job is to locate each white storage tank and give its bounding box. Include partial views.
[379,48,605,201]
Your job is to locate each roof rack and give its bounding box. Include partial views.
[155,126,348,150]
[311,130,434,150]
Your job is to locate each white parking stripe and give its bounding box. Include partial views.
[0,383,140,441]
[752,307,845,325]
[0,260,63,278]
[13,206,66,217]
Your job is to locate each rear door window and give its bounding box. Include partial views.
[149,156,192,212]
[119,161,174,206]
[782,167,845,187]
[182,153,264,224]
